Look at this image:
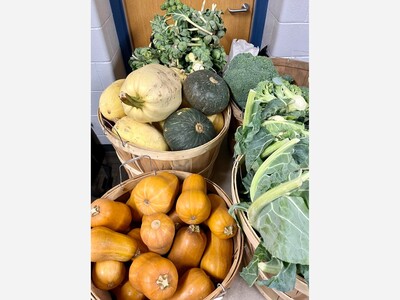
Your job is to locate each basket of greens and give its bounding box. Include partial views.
[128,0,228,75]
[229,78,310,299]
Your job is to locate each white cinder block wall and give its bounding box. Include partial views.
[91,0,126,145]
[90,0,309,145]
[261,0,309,62]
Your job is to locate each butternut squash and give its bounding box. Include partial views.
[111,278,146,300]
[131,175,177,215]
[125,192,144,223]
[128,252,159,292]
[92,260,126,291]
[91,198,132,232]
[113,116,169,151]
[168,206,185,231]
[176,172,210,226]
[167,225,207,275]
[181,173,207,193]
[126,228,149,255]
[140,212,175,255]
[175,190,211,225]
[157,171,180,199]
[91,226,139,262]
[129,252,178,300]
[200,231,233,282]
[207,193,227,209]
[204,194,237,239]
[169,268,215,300]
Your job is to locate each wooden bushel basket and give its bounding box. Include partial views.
[231,155,309,300]
[228,58,309,151]
[91,166,244,300]
[98,105,231,179]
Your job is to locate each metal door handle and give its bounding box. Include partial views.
[228,3,250,13]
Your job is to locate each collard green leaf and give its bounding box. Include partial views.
[258,257,283,275]
[292,137,309,167]
[257,261,297,292]
[297,264,309,284]
[262,120,308,140]
[254,195,309,265]
[240,243,272,286]
[240,243,299,292]
[245,128,275,173]
[250,138,301,201]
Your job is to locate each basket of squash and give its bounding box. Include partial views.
[90,168,243,300]
[98,63,231,179]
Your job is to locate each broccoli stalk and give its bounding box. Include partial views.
[242,81,277,126]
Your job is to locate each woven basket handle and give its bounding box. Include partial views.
[101,117,128,147]
[213,283,228,299]
[118,155,157,184]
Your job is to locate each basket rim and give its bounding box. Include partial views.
[116,147,219,179]
[270,57,309,72]
[97,105,231,159]
[231,155,309,297]
[91,169,244,300]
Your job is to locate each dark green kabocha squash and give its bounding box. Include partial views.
[182,69,230,115]
[163,108,217,151]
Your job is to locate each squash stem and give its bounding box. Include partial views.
[91,205,100,217]
[189,224,200,233]
[195,123,204,133]
[156,274,170,290]
[151,220,161,230]
[119,91,145,108]
[224,225,234,236]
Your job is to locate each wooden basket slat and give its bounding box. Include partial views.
[98,105,231,179]
[91,169,244,300]
[270,57,309,88]
[115,141,221,179]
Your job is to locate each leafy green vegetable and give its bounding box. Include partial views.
[249,138,307,200]
[128,0,227,74]
[240,243,298,292]
[240,242,272,286]
[248,175,309,264]
[230,76,310,292]
[235,145,309,291]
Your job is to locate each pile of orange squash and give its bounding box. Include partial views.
[91,172,238,300]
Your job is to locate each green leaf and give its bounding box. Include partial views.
[297,264,309,284]
[240,243,271,286]
[257,261,297,292]
[254,195,309,265]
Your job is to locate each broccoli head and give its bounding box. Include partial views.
[223,53,279,110]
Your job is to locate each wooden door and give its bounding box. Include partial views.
[122,0,254,55]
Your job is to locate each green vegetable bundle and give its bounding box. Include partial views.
[229,78,310,292]
[128,0,227,74]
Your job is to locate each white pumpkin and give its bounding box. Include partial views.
[119,64,182,123]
